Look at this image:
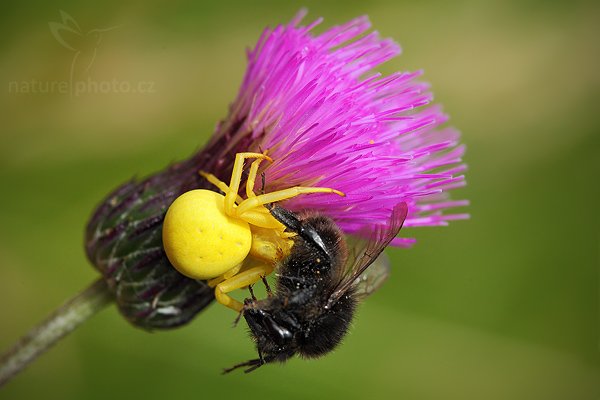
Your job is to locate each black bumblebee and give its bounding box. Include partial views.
[224,202,408,373]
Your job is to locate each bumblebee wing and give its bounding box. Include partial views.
[326,202,408,309]
[351,250,391,300]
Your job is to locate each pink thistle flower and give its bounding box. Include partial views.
[208,10,467,246]
[85,11,467,329]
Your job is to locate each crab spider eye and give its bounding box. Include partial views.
[162,189,252,280]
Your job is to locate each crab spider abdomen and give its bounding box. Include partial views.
[162,189,252,280]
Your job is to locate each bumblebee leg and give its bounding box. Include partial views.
[222,358,264,374]
[233,305,245,327]
[225,152,273,215]
[248,284,257,301]
[215,264,275,312]
[236,186,345,216]
[261,276,273,297]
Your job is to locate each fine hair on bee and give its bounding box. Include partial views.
[224,202,408,373]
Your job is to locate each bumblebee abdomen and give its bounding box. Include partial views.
[297,292,357,358]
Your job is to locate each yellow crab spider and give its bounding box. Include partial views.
[162,152,345,311]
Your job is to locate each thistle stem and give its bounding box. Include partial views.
[0,278,112,387]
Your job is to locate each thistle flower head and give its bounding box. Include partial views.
[211,10,467,245]
[86,11,467,330]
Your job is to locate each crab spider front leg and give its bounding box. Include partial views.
[225,152,273,215]
[199,153,272,219]
[236,187,345,216]
[245,157,265,199]
[199,171,245,205]
[214,264,275,312]
[201,153,345,228]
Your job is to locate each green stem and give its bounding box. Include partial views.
[0,278,112,387]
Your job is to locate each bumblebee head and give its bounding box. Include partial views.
[223,307,298,373]
[245,307,297,357]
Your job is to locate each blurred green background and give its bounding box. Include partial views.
[1,0,598,399]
